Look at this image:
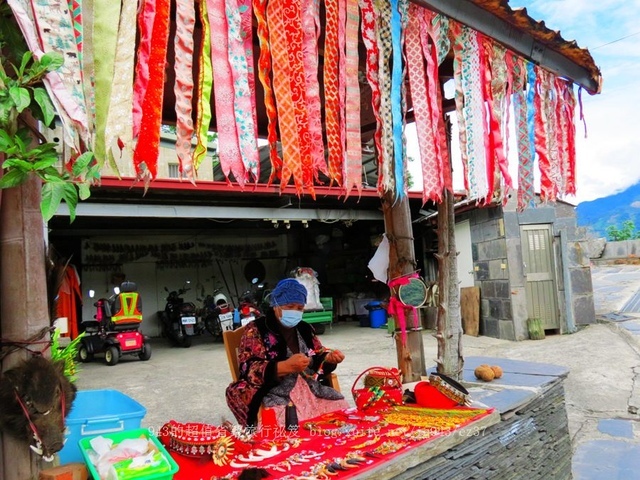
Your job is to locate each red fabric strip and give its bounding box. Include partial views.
[132,0,170,180]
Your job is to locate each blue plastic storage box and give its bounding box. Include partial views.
[58,389,147,465]
[366,301,387,328]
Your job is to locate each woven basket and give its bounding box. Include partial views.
[364,367,403,388]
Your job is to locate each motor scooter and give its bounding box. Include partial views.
[198,288,235,339]
[160,281,200,348]
[78,282,152,366]
[238,278,268,326]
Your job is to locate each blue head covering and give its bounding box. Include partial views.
[269,278,307,307]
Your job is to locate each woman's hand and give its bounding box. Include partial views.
[278,353,311,376]
[325,349,345,364]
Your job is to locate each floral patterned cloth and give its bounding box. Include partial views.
[225,311,344,427]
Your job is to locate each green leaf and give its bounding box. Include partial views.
[9,86,30,113]
[72,152,95,177]
[42,172,65,183]
[78,182,91,200]
[18,51,33,77]
[40,52,64,72]
[2,158,34,171]
[0,130,14,150]
[40,181,65,222]
[33,88,55,126]
[0,168,29,188]
[32,156,58,170]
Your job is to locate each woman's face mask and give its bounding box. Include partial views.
[280,309,304,328]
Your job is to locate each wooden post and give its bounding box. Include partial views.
[0,173,50,479]
[435,189,464,379]
[382,192,426,383]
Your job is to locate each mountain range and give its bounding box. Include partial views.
[576,183,640,238]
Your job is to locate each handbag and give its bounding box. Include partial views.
[351,366,403,412]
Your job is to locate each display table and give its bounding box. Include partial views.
[162,356,572,480]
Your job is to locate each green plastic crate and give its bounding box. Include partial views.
[79,428,179,480]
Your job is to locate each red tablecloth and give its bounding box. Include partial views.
[165,405,493,480]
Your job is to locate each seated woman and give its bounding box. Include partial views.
[226,278,348,428]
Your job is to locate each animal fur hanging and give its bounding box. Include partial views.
[0,356,77,462]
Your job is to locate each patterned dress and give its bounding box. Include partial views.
[225,311,345,427]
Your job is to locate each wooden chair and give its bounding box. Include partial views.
[223,326,340,391]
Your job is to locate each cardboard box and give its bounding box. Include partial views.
[39,463,88,480]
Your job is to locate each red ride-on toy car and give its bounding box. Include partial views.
[78,281,152,366]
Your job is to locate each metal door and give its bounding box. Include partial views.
[520,224,559,330]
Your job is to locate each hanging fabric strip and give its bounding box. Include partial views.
[375,0,394,195]
[387,273,421,346]
[450,21,488,202]
[525,61,537,199]
[253,0,282,184]
[343,0,362,198]
[323,0,343,185]
[208,0,246,187]
[173,0,196,181]
[406,4,440,204]
[103,0,137,174]
[359,0,382,183]
[510,55,534,211]
[268,0,304,193]
[301,0,327,180]
[337,0,347,185]
[10,0,89,152]
[132,0,155,140]
[422,11,451,193]
[90,0,120,163]
[67,0,82,64]
[226,0,260,183]
[283,0,315,196]
[390,0,405,200]
[132,0,170,180]
[192,0,213,170]
[534,66,554,202]
[557,79,577,195]
[240,0,258,139]
[482,36,511,202]
[81,0,95,140]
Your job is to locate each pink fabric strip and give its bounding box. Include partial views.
[173,0,196,181]
[226,0,260,183]
[422,11,451,194]
[207,0,245,186]
[343,0,362,198]
[558,79,577,195]
[132,0,155,139]
[301,0,327,180]
[387,273,421,346]
[406,4,441,204]
[240,0,258,139]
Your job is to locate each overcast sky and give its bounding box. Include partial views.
[408,0,640,205]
